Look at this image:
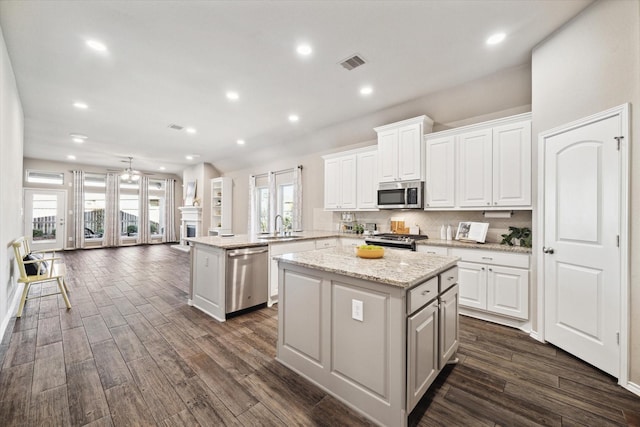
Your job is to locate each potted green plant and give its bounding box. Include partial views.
[500,226,532,248]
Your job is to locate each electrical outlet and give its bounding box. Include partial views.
[351,299,363,322]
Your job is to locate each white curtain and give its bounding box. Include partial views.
[164,179,177,242]
[248,175,257,236]
[102,173,121,247]
[268,172,277,233]
[72,170,85,249]
[138,176,150,244]
[292,166,303,231]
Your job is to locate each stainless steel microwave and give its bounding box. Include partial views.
[377,180,424,209]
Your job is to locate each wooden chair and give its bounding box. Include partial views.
[11,237,71,318]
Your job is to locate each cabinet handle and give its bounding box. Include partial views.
[494,202,497,205]
[481,267,485,271]
[447,276,455,280]
[481,257,493,260]
[421,290,431,296]
[489,268,493,272]
[486,202,490,205]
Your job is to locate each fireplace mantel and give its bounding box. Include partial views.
[178,206,202,247]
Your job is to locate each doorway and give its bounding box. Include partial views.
[538,104,629,381]
[24,189,67,251]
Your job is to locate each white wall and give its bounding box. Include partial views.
[0,24,24,338]
[531,0,640,383]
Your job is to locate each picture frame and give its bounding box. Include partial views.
[456,221,489,243]
[184,180,197,206]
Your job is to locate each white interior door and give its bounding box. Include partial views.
[24,189,67,251]
[543,114,620,377]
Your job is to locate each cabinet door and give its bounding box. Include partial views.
[324,158,340,209]
[487,265,529,319]
[338,155,357,209]
[356,150,378,209]
[407,300,439,412]
[398,123,423,181]
[377,129,399,183]
[191,246,225,320]
[439,284,459,368]
[493,120,532,207]
[457,129,493,207]
[457,261,487,310]
[425,135,455,208]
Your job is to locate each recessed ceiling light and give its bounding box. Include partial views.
[288,114,299,123]
[185,127,197,134]
[185,155,194,160]
[296,44,312,56]
[86,40,107,52]
[236,139,245,145]
[360,86,373,96]
[69,133,88,139]
[72,138,85,144]
[486,32,506,45]
[159,166,166,171]
[226,91,239,101]
[73,102,88,109]
[67,155,76,160]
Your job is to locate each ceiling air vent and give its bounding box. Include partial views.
[339,54,366,71]
[168,123,184,131]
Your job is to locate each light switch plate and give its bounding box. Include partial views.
[352,299,363,321]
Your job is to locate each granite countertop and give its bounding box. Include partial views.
[417,238,532,254]
[186,231,340,249]
[275,246,459,289]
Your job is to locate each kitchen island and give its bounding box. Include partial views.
[275,247,460,427]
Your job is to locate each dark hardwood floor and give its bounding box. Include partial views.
[0,244,638,426]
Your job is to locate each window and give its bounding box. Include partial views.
[26,170,64,185]
[149,179,165,236]
[279,184,294,229]
[84,173,105,239]
[257,187,269,232]
[120,181,139,236]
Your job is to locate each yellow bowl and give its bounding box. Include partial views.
[356,246,384,259]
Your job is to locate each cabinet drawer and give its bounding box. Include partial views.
[407,276,438,314]
[417,245,448,255]
[450,248,529,269]
[439,267,458,292]
[315,238,337,249]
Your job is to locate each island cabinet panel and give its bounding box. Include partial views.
[281,270,323,363]
[332,284,389,399]
[190,244,226,321]
[407,300,438,411]
[439,284,459,368]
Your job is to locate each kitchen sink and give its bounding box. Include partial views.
[258,234,303,240]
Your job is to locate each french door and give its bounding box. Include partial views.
[24,189,67,251]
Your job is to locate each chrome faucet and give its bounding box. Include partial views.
[274,214,284,235]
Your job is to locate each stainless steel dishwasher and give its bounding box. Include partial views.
[225,246,269,313]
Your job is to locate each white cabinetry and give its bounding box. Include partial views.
[323,147,378,211]
[425,135,456,208]
[424,113,532,210]
[268,239,316,306]
[375,115,434,183]
[452,248,529,320]
[190,244,226,321]
[210,177,232,235]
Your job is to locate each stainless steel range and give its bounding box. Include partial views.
[364,233,428,251]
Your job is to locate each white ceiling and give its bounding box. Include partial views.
[0,0,592,175]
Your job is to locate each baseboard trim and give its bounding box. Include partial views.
[623,380,640,397]
[0,286,21,345]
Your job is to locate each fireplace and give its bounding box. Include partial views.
[177,206,202,247]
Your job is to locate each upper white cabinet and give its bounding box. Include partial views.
[375,115,434,183]
[323,147,378,211]
[210,177,232,235]
[324,154,357,210]
[425,135,456,208]
[425,113,532,210]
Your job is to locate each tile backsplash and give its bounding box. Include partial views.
[314,209,532,244]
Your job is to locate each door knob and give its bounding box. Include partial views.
[542,247,555,254]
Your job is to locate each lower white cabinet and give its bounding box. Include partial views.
[190,243,226,321]
[407,300,439,411]
[454,248,529,320]
[439,284,459,368]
